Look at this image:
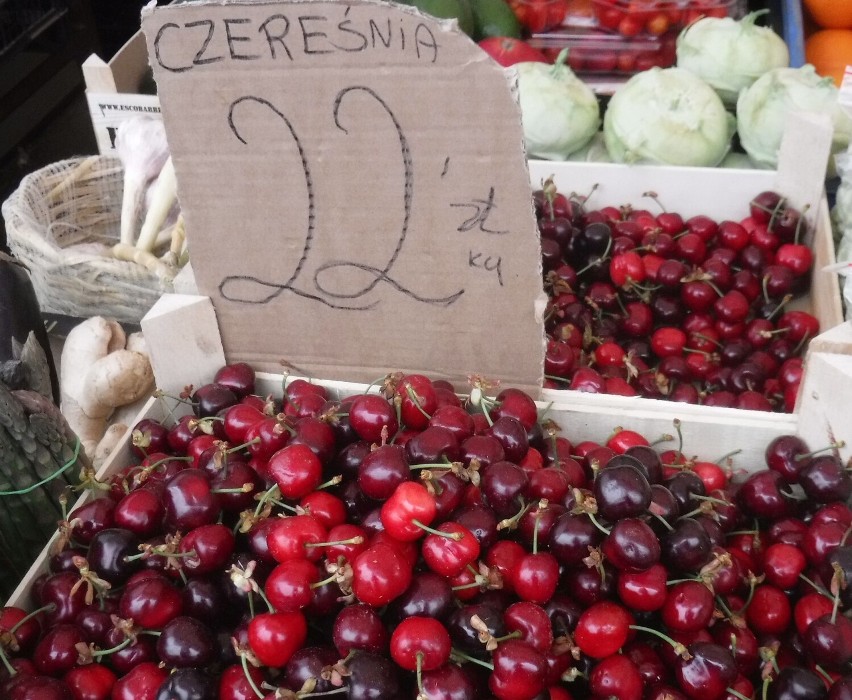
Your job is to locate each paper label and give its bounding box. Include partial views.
[142,0,546,393]
[85,92,162,154]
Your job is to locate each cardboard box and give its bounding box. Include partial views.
[81,31,162,155]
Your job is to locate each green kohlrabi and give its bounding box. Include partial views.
[603,67,736,167]
[676,10,789,107]
[516,51,601,161]
[737,65,852,169]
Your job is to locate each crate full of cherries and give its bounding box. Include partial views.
[536,177,826,413]
[0,362,849,700]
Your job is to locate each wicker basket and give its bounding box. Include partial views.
[1,156,174,324]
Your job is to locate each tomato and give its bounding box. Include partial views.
[477,37,549,66]
[510,0,567,33]
[596,6,625,31]
[583,50,619,72]
[617,14,643,36]
[616,50,639,72]
[645,12,670,35]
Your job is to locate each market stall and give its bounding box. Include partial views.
[0,1,852,698]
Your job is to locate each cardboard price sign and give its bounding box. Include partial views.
[142,0,545,392]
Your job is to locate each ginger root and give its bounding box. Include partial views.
[60,318,155,459]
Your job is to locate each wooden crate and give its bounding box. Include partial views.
[8,293,850,608]
[528,160,845,424]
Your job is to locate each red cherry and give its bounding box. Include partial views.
[248,611,308,668]
[63,663,116,700]
[267,514,328,563]
[421,521,480,577]
[575,600,634,659]
[380,481,437,541]
[396,374,438,430]
[348,394,399,442]
[488,639,548,700]
[651,327,687,358]
[745,584,791,636]
[110,662,168,700]
[590,653,643,700]
[610,252,646,288]
[618,563,668,612]
[352,543,413,606]
[390,617,451,671]
[267,443,323,500]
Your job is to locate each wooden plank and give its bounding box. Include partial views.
[140,294,226,396]
[796,351,852,463]
[81,54,116,94]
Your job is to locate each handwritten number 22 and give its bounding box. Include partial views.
[218,89,464,310]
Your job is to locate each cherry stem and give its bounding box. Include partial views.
[727,688,753,700]
[211,484,255,495]
[672,418,684,459]
[715,449,742,466]
[301,688,349,698]
[450,648,494,671]
[93,636,133,658]
[762,675,772,700]
[241,653,265,699]
[794,204,811,246]
[0,644,16,677]
[650,433,674,447]
[716,595,735,620]
[254,484,281,518]
[412,519,462,540]
[587,512,611,536]
[317,475,344,490]
[766,294,793,322]
[305,536,365,549]
[310,571,340,590]
[532,501,548,555]
[576,235,612,277]
[124,549,197,563]
[405,385,433,422]
[814,665,835,687]
[416,651,425,697]
[7,603,56,636]
[629,625,690,659]
[695,333,723,349]
[0,438,81,496]
[452,579,485,591]
[795,441,846,461]
[227,437,262,454]
[649,511,674,532]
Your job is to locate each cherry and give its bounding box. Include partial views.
[574,600,633,659]
[737,470,795,519]
[662,580,715,633]
[281,646,338,694]
[768,666,826,700]
[618,562,668,612]
[64,663,116,700]
[266,443,323,500]
[33,623,86,676]
[192,382,238,418]
[347,651,402,700]
[390,616,451,673]
[162,470,218,530]
[763,542,807,589]
[267,513,327,563]
[154,667,216,699]
[676,642,737,700]
[422,521,480,577]
[109,661,168,700]
[602,517,660,571]
[348,394,399,443]
[511,550,559,605]
[351,543,413,606]
[332,603,388,656]
[663,517,712,572]
[803,613,852,669]
[420,663,478,700]
[86,527,140,585]
[594,462,651,520]
[156,615,216,668]
[380,481,437,541]
[119,575,183,630]
[800,456,852,504]
[745,584,792,636]
[248,611,307,668]
[488,639,547,700]
[590,653,643,700]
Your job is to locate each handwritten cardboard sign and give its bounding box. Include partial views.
[141,0,545,393]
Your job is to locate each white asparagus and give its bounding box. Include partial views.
[136,156,178,253]
[115,117,170,246]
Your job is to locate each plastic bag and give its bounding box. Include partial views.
[831,150,852,319]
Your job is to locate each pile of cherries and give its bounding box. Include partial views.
[537,179,820,412]
[2,362,850,700]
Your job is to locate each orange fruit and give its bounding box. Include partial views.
[805,29,852,86]
[802,0,852,29]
